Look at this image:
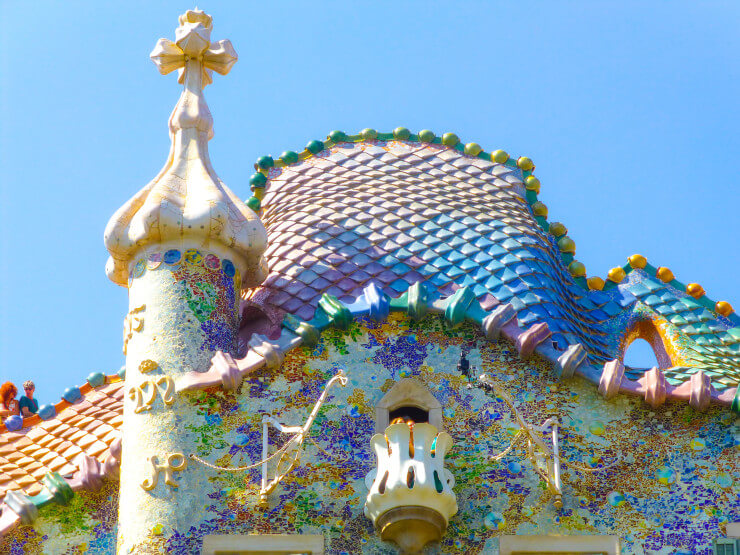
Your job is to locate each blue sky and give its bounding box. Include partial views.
[1,1,738,402]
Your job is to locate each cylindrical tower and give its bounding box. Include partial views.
[104,9,267,552]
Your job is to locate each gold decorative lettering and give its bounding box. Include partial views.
[128,377,176,413]
[123,304,146,355]
[156,376,175,405]
[141,453,187,491]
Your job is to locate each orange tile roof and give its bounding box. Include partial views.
[0,379,123,503]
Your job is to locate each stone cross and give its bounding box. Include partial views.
[150,8,237,89]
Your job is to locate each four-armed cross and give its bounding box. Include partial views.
[150,8,237,88]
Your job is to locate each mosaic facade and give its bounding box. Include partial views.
[2,9,737,554]
[3,314,737,553]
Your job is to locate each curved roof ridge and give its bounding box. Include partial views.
[185,280,739,412]
[243,127,736,325]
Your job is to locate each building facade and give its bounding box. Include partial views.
[0,10,738,555]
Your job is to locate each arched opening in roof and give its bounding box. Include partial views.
[620,319,673,370]
[623,338,661,370]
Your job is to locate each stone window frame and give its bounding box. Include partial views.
[201,534,324,555]
[374,377,443,433]
[499,534,620,555]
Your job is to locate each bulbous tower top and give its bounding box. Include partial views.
[104,8,267,288]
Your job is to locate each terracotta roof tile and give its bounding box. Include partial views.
[35,434,55,448]
[88,441,109,458]
[24,428,46,442]
[62,445,83,460]
[75,435,97,450]
[5,452,23,464]
[76,416,95,428]
[48,457,67,471]
[8,468,26,479]
[46,438,64,451]
[16,475,37,488]
[39,420,62,432]
[26,483,42,496]
[71,400,94,413]
[59,464,77,477]
[93,424,115,438]
[98,397,119,409]
[65,414,84,427]
[38,451,57,465]
[102,429,121,444]
[20,445,42,458]
[57,408,79,423]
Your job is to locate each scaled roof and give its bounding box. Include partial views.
[244,129,740,395]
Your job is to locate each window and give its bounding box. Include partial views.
[201,534,324,555]
[715,538,740,555]
[374,377,442,432]
[499,535,620,555]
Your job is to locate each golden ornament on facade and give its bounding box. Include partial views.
[715,301,734,317]
[141,453,188,491]
[587,276,605,291]
[686,283,705,299]
[628,254,647,269]
[656,267,674,283]
[607,267,626,283]
[139,359,159,374]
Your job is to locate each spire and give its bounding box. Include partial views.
[104,8,267,288]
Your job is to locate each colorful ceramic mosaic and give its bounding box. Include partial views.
[131,250,241,354]
[244,132,740,408]
[4,314,737,553]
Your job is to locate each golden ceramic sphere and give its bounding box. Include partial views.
[524,175,541,194]
[517,156,535,171]
[491,149,509,163]
[608,267,627,283]
[549,222,567,237]
[587,276,605,290]
[531,201,548,217]
[686,283,705,299]
[628,254,647,269]
[716,301,734,317]
[656,267,674,283]
[569,260,586,277]
[557,236,576,253]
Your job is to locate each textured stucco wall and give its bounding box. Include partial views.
[4,313,738,554]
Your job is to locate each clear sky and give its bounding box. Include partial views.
[1,1,738,403]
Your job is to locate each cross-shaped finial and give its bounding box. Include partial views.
[150,8,237,88]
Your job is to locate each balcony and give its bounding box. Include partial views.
[364,422,457,554]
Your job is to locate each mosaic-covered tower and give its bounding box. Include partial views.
[103,9,267,552]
